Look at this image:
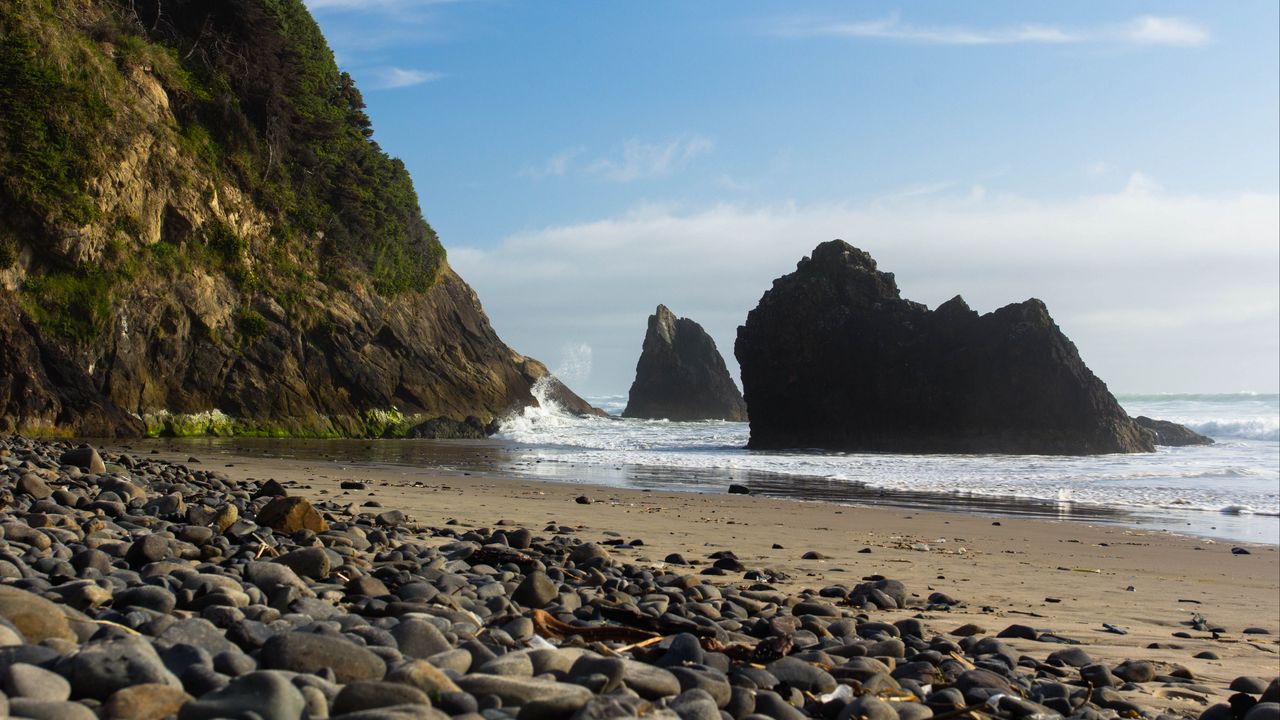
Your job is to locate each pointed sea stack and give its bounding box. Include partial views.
[623,305,748,421]
[734,240,1154,454]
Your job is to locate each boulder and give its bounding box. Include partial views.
[1134,416,1214,446]
[734,240,1154,454]
[623,305,747,421]
[257,497,328,534]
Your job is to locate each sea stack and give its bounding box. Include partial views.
[734,240,1154,454]
[623,305,748,421]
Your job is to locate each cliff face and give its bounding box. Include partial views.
[735,240,1154,455]
[0,0,593,436]
[622,305,747,422]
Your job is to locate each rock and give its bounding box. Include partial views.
[667,688,722,720]
[765,657,836,694]
[1134,416,1215,446]
[1231,677,1270,695]
[254,479,289,498]
[257,497,329,533]
[60,446,109,473]
[0,585,75,642]
[1081,663,1120,688]
[103,683,193,720]
[454,673,592,708]
[1114,659,1156,683]
[386,660,462,695]
[333,681,432,715]
[619,659,681,699]
[178,670,307,720]
[391,619,452,659]
[513,571,559,608]
[274,546,332,580]
[57,636,182,700]
[734,240,1154,454]
[332,706,450,720]
[1245,704,1280,720]
[405,416,493,440]
[8,698,98,720]
[1047,647,1094,667]
[260,632,386,683]
[2,662,71,701]
[622,304,748,421]
[114,585,178,614]
[16,473,53,498]
[670,666,732,708]
[727,484,750,494]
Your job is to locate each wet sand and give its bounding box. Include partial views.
[116,439,1280,711]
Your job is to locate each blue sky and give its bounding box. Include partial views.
[306,1,1279,397]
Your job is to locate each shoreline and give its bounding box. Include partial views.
[115,436,1280,545]
[111,438,1280,707]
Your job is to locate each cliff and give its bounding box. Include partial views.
[622,305,747,421]
[0,0,593,436]
[735,240,1155,455]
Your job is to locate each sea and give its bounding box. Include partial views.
[492,385,1279,544]
[149,389,1279,545]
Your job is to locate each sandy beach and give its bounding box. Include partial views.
[123,441,1280,711]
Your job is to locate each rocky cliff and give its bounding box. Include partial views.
[623,305,747,422]
[735,240,1154,454]
[0,0,593,436]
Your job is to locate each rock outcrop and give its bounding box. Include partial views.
[623,305,747,421]
[735,240,1154,455]
[0,296,144,437]
[1135,416,1215,446]
[0,0,595,436]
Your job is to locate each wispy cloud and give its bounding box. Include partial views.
[521,147,587,179]
[588,136,714,182]
[524,136,715,183]
[770,14,1209,48]
[363,67,443,90]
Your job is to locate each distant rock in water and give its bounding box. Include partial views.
[623,305,747,421]
[734,240,1155,455]
[1134,416,1214,446]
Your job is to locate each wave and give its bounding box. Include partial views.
[1184,419,1279,442]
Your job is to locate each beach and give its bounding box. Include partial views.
[126,441,1280,711]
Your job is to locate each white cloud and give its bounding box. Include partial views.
[771,14,1209,48]
[452,184,1278,396]
[1086,161,1112,178]
[363,67,443,90]
[1124,15,1210,47]
[523,136,715,183]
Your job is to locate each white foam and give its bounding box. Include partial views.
[493,392,1280,520]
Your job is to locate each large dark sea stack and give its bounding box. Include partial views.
[735,240,1154,454]
[0,0,594,436]
[623,305,747,421]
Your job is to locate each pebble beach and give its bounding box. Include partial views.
[0,435,1274,720]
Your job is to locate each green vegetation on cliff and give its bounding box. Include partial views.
[0,0,445,341]
[0,0,588,440]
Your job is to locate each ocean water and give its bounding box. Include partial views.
[495,383,1280,543]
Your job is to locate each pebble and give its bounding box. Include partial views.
[261,632,387,683]
[0,436,1255,720]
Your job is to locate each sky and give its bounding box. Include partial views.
[304,0,1280,398]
